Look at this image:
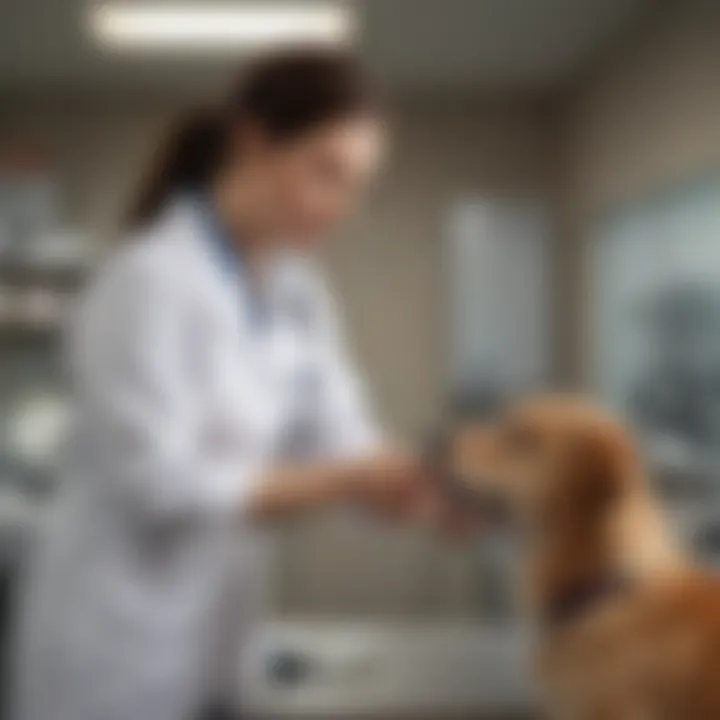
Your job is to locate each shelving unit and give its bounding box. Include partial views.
[0,258,88,501]
[0,262,87,289]
[0,261,88,344]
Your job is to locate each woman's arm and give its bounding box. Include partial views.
[245,451,422,523]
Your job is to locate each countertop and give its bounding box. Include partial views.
[239,620,536,718]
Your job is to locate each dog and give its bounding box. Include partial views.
[446,396,720,719]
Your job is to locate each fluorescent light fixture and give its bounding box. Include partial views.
[88,2,355,51]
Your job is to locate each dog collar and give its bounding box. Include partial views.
[545,573,632,629]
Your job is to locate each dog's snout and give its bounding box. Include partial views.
[422,424,512,525]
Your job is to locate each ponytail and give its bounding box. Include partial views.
[127,109,225,227]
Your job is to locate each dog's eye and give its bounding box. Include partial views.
[503,423,541,455]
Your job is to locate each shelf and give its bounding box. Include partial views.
[0,320,63,348]
[0,267,76,347]
[0,261,89,290]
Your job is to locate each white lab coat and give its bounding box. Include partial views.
[11,198,379,720]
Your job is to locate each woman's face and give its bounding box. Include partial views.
[241,115,386,247]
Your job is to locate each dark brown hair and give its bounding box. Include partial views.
[127,48,379,227]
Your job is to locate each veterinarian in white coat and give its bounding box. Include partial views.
[12,51,441,720]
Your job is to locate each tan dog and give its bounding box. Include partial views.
[449,396,720,720]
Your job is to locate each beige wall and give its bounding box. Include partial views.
[0,92,556,616]
[564,0,720,380]
[325,97,557,435]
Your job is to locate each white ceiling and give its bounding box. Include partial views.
[0,0,654,92]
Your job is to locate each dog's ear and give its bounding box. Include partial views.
[563,422,634,521]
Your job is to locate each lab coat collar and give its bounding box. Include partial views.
[189,192,242,283]
[173,194,273,332]
[155,196,318,340]
[150,197,246,335]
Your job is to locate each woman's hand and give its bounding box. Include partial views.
[339,450,485,536]
[341,449,429,519]
[428,499,484,540]
[246,448,483,538]
[246,451,425,522]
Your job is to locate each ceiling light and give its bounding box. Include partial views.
[88,2,356,51]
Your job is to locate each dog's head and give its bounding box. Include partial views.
[447,396,681,618]
[449,396,641,536]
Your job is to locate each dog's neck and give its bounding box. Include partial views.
[526,480,682,627]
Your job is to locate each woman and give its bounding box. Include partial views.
[12,50,441,720]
